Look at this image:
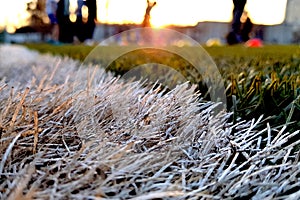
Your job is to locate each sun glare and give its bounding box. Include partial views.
[82,5,89,23]
[96,0,287,26]
[0,0,288,33]
[245,0,287,25]
[0,0,30,32]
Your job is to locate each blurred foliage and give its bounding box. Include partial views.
[24,43,300,131]
[25,0,51,33]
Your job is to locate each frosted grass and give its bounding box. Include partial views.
[0,44,299,199]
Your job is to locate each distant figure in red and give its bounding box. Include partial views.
[142,0,156,27]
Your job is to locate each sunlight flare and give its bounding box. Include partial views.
[0,0,289,31]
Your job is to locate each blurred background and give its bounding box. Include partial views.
[0,0,299,44]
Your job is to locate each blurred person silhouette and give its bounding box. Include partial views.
[240,11,253,42]
[84,0,97,42]
[74,0,85,42]
[226,0,247,45]
[56,0,74,43]
[75,0,97,43]
[46,0,60,44]
[142,0,156,27]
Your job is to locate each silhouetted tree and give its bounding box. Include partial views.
[142,0,156,27]
[26,0,51,34]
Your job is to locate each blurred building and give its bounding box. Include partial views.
[265,0,300,43]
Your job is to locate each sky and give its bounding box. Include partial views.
[0,0,288,32]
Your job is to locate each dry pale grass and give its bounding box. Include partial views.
[0,45,299,200]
